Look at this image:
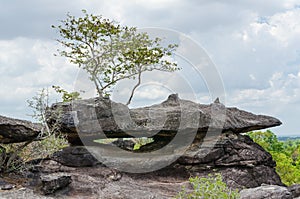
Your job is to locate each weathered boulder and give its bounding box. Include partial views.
[179,133,274,166]
[46,94,281,145]
[176,133,283,189]
[111,139,135,151]
[240,184,293,199]
[52,146,100,167]
[40,173,72,195]
[0,115,41,144]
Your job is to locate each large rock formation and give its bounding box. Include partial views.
[46,94,281,146]
[0,94,289,198]
[0,115,41,144]
[44,95,284,192]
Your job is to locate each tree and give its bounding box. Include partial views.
[247,130,300,185]
[247,130,283,152]
[53,10,179,105]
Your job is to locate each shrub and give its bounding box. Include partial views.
[176,173,240,199]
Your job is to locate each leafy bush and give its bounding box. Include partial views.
[247,130,300,185]
[176,173,240,199]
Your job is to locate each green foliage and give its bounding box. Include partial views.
[247,130,300,185]
[53,10,179,104]
[52,85,81,102]
[133,138,154,150]
[247,130,283,152]
[27,134,68,159]
[176,173,240,199]
[0,134,68,173]
[0,142,29,173]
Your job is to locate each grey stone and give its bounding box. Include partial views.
[178,134,283,189]
[0,188,52,199]
[0,115,42,144]
[111,139,135,151]
[46,94,281,145]
[40,173,72,195]
[51,146,101,167]
[240,184,293,199]
[0,180,14,190]
[288,184,300,198]
[178,133,275,167]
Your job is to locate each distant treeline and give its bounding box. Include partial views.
[278,136,300,141]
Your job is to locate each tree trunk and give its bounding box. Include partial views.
[126,70,142,105]
[92,78,103,97]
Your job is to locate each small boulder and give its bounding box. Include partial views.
[40,173,72,195]
[51,146,100,167]
[111,139,135,151]
[240,184,292,199]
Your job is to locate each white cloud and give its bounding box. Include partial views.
[226,70,300,135]
[0,37,78,119]
[246,8,300,46]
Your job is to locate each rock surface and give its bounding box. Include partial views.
[0,115,41,144]
[0,158,289,199]
[47,133,282,190]
[0,180,14,190]
[46,94,282,145]
[240,184,293,199]
[0,133,290,198]
[288,184,300,198]
[0,160,190,199]
[178,133,283,189]
[51,146,100,167]
[40,173,72,195]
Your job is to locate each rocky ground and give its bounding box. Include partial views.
[1,133,300,198]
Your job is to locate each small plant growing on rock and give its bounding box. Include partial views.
[26,88,68,158]
[176,173,240,199]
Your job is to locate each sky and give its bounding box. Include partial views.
[0,0,300,136]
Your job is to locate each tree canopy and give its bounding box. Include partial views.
[53,10,179,105]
